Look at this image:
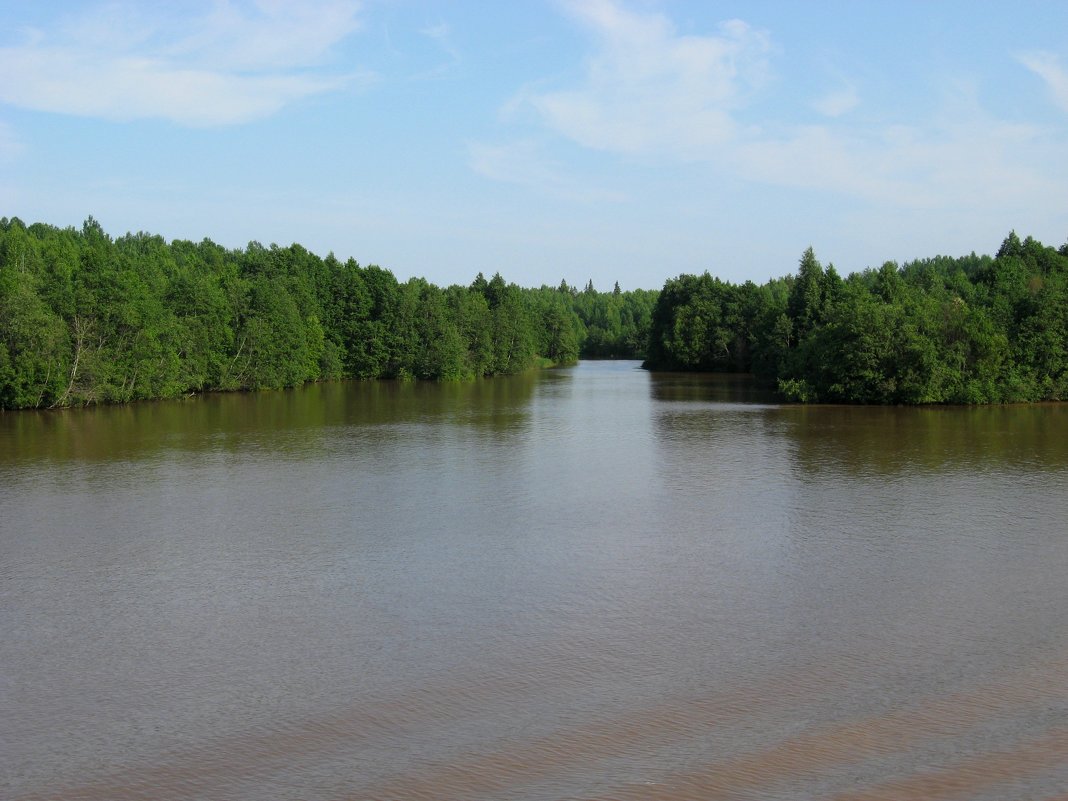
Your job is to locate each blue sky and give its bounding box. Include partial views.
[2,1,1067,290]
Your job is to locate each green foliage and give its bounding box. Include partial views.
[645,274,754,372]
[0,217,596,409]
[527,287,580,366]
[0,264,70,408]
[644,232,1068,405]
[4,216,1066,409]
[568,282,656,359]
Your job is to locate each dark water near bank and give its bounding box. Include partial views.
[2,361,1068,801]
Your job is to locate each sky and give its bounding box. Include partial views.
[2,1,1067,290]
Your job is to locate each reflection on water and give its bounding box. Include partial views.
[780,402,1068,478]
[0,373,540,466]
[3,361,1068,800]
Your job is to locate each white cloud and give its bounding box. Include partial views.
[520,0,771,159]
[0,1,368,126]
[177,0,364,71]
[420,21,456,57]
[1018,51,1068,114]
[413,21,461,79]
[734,116,1055,211]
[493,0,1067,218]
[468,140,627,203]
[812,86,859,117]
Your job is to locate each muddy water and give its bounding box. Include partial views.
[2,361,1067,800]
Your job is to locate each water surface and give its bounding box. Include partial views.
[2,361,1067,800]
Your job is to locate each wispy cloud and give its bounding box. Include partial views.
[812,85,859,118]
[1018,51,1068,114]
[420,22,458,60]
[412,21,461,80]
[518,0,771,160]
[488,0,1066,215]
[735,116,1052,210]
[468,140,627,203]
[0,0,369,126]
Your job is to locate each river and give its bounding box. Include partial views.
[2,360,1067,800]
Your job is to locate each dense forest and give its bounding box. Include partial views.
[644,232,1068,404]
[0,217,654,409]
[2,217,1067,409]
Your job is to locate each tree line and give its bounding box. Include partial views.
[643,232,1068,404]
[0,217,654,409]
[4,217,1067,409]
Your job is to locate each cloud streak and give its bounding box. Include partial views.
[468,140,627,203]
[404,21,463,81]
[488,0,1066,216]
[1019,51,1068,114]
[735,116,1052,210]
[812,85,859,118]
[521,0,770,159]
[0,0,368,126]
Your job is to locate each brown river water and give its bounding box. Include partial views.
[2,360,1067,800]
